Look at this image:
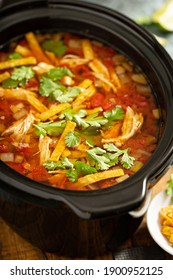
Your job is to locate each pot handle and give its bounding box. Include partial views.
[128,188,152,218]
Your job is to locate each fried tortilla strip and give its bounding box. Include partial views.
[0,87,37,100]
[82,39,95,60]
[0,72,10,83]
[27,94,48,113]
[69,151,87,158]
[25,32,50,63]
[0,57,37,70]
[66,168,124,189]
[50,121,76,161]
[39,103,71,121]
[15,45,32,57]
[72,83,96,110]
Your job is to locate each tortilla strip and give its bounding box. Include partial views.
[66,169,124,189]
[0,87,37,100]
[15,45,32,57]
[0,72,10,83]
[26,94,48,113]
[50,121,76,161]
[82,39,95,60]
[25,32,50,63]
[0,57,37,70]
[72,84,96,109]
[39,103,71,121]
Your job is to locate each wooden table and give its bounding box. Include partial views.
[1,166,173,260]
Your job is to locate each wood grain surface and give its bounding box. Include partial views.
[1,166,173,260]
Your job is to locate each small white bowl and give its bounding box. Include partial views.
[146,189,173,255]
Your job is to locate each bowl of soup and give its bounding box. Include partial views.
[0,0,173,258]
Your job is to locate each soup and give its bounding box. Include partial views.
[0,32,160,190]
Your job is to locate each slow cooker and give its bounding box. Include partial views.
[0,0,173,258]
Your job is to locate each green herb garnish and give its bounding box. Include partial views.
[33,121,66,137]
[42,40,67,57]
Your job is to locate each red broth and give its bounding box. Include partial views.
[0,32,160,190]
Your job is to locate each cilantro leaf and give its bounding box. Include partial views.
[87,147,110,170]
[2,66,34,88]
[75,161,97,176]
[84,113,108,127]
[73,110,88,128]
[65,131,80,147]
[166,174,173,202]
[103,143,135,169]
[61,157,74,169]
[39,76,65,97]
[2,78,19,88]
[103,106,125,129]
[121,151,135,169]
[42,40,67,57]
[8,53,22,60]
[43,161,65,170]
[34,121,66,136]
[59,108,75,121]
[66,161,97,182]
[54,87,81,103]
[11,66,34,81]
[66,170,78,182]
[103,106,124,121]
[73,110,108,128]
[46,67,74,81]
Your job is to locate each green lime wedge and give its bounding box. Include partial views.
[152,0,173,31]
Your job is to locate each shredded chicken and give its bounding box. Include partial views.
[2,112,35,141]
[59,54,90,67]
[33,62,54,74]
[102,106,143,146]
[92,72,117,92]
[39,135,52,164]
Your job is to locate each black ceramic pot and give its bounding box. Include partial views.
[0,0,173,258]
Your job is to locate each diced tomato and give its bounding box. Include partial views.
[92,45,115,60]
[18,146,31,157]
[28,165,49,182]
[90,93,104,108]
[102,99,115,111]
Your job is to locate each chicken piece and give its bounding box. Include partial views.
[102,106,143,146]
[32,62,54,74]
[59,54,89,67]
[1,112,35,142]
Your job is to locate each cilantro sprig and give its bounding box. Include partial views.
[103,106,125,128]
[65,131,80,147]
[43,159,97,182]
[33,121,66,136]
[87,143,135,171]
[2,66,35,88]
[39,67,80,102]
